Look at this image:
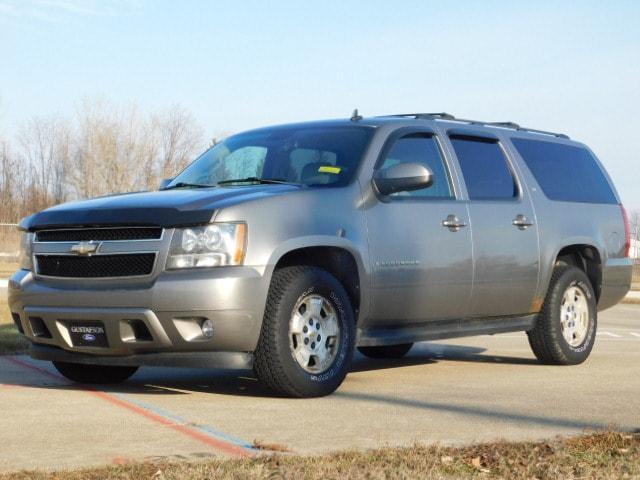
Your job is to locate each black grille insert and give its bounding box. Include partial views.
[36,228,162,242]
[36,254,156,278]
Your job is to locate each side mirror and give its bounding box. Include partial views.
[159,178,173,190]
[372,163,434,196]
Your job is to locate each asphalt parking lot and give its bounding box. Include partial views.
[1,303,639,472]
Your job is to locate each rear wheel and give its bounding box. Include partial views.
[358,343,413,359]
[53,361,138,384]
[527,265,597,365]
[254,266,355,397]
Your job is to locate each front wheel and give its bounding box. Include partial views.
[53,361,138,384]
[254,266,356,397]
[527,265,597,365]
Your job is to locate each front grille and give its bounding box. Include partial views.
[36,254,156,278]
[36,227,162,242]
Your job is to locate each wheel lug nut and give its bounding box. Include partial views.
[316,323,320,329]
[311,342,316,349]
[309,319,314,326]
[303,326,308,333]
[304,338,309,345]
[317,335,321,341]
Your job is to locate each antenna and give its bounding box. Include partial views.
[350,108,363,122]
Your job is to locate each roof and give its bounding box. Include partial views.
[240,112,572,141]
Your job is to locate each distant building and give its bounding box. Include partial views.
[631,237,640,260]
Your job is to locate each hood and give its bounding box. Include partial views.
[22,185,300,230]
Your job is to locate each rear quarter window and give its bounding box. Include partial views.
[511,138,617,204]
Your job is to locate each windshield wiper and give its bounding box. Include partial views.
[217,177,299,186]
[161,182,214,190]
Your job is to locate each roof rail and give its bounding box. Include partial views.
[378,113,569,139]
[383,112,456,121]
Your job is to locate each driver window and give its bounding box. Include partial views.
[379,133,454,198]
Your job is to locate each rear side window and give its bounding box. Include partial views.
[379,133,453,198]
[449,136,517,200]
[511,138,617,204]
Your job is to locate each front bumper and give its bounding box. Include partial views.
[7,267,270,361]
[30,344,253,369]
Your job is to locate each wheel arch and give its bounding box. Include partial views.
[266,237,368,322]
[552,243,603,301]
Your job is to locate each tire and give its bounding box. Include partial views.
[53,361,138,384]
[254,266,356,398]
[527,265,597,365]
[358,343,413,359]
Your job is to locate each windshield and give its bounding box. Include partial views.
[167,125,374,189]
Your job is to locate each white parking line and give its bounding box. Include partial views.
[597,331,622,338]
[630,333,640,338]
[0,279,7,288]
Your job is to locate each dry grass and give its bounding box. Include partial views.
[0,259,19,278]
[0,295,29,355]
[0,431,638,480]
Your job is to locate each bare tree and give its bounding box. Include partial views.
[0,96,205,227]
[68,98,204,197]
[17,115,71,210]
[153,104,204,184]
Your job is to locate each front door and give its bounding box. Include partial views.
[365,129,474,326]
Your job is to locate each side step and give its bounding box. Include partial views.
[357,314,537,347]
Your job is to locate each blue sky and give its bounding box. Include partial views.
[1,0,639,209]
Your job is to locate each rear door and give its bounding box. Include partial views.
[446,131,540,317]
[365,128,473,325]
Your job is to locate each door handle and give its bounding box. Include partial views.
[442,214,468,232]
[512,214,534,230]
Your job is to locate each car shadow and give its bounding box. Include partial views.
[0,341,539,398]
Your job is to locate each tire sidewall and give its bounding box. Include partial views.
[274,269,355,396]
[551,271,597,361]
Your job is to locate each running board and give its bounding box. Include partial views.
[357,314,537,347]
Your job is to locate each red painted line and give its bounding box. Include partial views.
[4,356,64,381]
[0,383,23,389]
[3,356,253,458]
[89,389,252,458]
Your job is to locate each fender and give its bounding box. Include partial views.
[263,235,371,322]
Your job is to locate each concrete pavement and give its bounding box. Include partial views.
[0,304,638,472]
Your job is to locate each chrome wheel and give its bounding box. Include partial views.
[289,294,340,374]
[560,285,589,347]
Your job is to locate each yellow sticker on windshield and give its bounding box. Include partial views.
[318,166,341,174]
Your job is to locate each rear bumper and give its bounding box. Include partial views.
[7,267,270,359]
[598,257,633,311]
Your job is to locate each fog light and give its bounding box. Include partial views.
[201,319,214,338]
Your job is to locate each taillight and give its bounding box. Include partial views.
[621,204,631,257]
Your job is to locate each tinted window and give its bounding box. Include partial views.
[379,133,453,198]
[512,138,617,204]
[450,136,517,200]
[169,126,373,188]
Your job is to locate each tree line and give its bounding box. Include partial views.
[0,97,206,225]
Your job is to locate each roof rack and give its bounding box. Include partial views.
[379,113,569,139]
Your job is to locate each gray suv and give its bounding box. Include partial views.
[8,112,633,397]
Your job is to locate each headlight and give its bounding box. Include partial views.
[18,232,34,271]
[166,223,247,269]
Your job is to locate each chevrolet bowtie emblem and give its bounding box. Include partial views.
[70,241,100,256]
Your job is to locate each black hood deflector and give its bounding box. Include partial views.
[22,185,298,230]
